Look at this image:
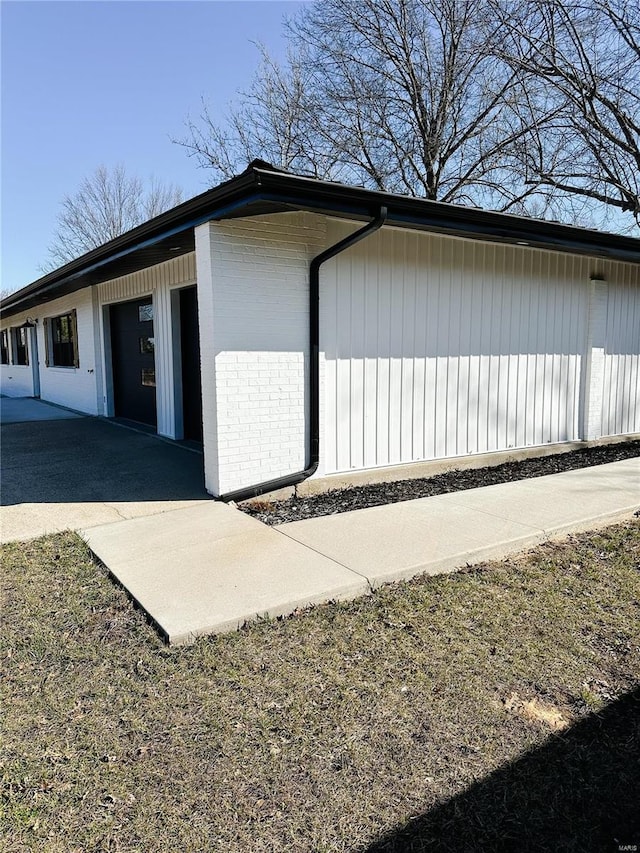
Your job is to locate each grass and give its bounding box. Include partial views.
[2,521,639,852]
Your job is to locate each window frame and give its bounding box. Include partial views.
[10,326,29,366]
[0,328,10,365]
[44,310,79,369]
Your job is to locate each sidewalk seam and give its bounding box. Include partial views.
[274,526,375,592]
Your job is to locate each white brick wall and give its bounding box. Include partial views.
[1,289,99,413]
[195,212,326,496]
[0,362,34,397]
[0,316,34,397]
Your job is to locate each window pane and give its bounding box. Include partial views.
[139,336,154,354]
[138,304,153,322]
[141,368,156,387]
[49,312,77,367]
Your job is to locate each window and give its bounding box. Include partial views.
[1,329,9,365]
[45,311,79,368]
[141,368,156,387]
[138,304,153,322]
[11,327,28,366]
[139,336,154,354]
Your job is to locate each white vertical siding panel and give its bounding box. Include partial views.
[363,235,379,468]
[96,253,196,304]
[446,243,461,456]
[466,241,481,455]
[434,237,450,459]
[388,237,404,465]
[153,282,174,437]
[376,234,392,466]
[335,246,352,472]
[505,247,520,449]
[494,244,507,451]
[571,255,587,440]
[323,252,338,473]
[629,265,640,431]
[350,250,365,469]
[601,263,640,436]
[401,232,417,460]
[476,242,490,453]
[411,234,425,460]
[322,224,620,474]
[556,255,568,442]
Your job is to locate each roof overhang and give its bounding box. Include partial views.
[3,161,639,319]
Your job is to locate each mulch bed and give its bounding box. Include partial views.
[241,440,640,525]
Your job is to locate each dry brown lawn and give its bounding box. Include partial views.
[2,521,639,852]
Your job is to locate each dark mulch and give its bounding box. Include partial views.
[242,440,640,525]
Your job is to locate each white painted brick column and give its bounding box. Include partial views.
[195,213,327,498]
[195,221,222,495]
[581,277,608,441]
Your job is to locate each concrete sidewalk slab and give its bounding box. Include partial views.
[1,415,212,544]
[82,502,369,645]
[0,499,212,546]
[277,458,639,588]
[446,458,639,536]
[0,396,84,424]
[277,495,547,587]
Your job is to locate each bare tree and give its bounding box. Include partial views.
[178,0,547,214]
[45,164,184,269]
[180,46,338,181]
[495,0,640,228]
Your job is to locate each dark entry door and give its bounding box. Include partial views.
[180,286,203,442]
[110,297,157,428]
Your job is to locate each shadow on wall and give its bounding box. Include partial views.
[1,417,208,506]
[361,687,640,853]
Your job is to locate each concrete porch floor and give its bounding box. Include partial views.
[0,397,211,544]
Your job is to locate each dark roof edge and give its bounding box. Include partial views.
[254,168,640,261]
[3,162,639,316]
[0,167,261,314]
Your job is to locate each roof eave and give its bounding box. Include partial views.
[3,164,639,320]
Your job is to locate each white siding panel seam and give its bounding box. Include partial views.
[321,222,633,475]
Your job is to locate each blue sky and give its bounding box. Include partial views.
[1,0,303,290]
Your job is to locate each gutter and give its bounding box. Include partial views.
[2,196,268,316]
[0,169,262,316]
[5,161,639,318]
[218,205,389,503]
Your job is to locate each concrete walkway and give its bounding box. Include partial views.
[0,395,84,423]
[82,457,639,645]
[1,397,211,544]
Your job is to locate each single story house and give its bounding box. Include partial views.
[2,161,639,501]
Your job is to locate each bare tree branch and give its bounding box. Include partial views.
[44,165,183,270]
[176,0,638,231]
[495,0,640,226]
[176,0,545,214]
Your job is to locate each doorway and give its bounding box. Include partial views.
[110,297,157,428]
[179,286,203,442]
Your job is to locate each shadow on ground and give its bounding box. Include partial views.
[361,688,640,853]
[1,418,208,505]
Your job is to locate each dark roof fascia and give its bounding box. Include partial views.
[0,169,262,317]
[3,164,640,319]
[252,169,640,264]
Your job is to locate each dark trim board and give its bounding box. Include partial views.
[3,161,639,318]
